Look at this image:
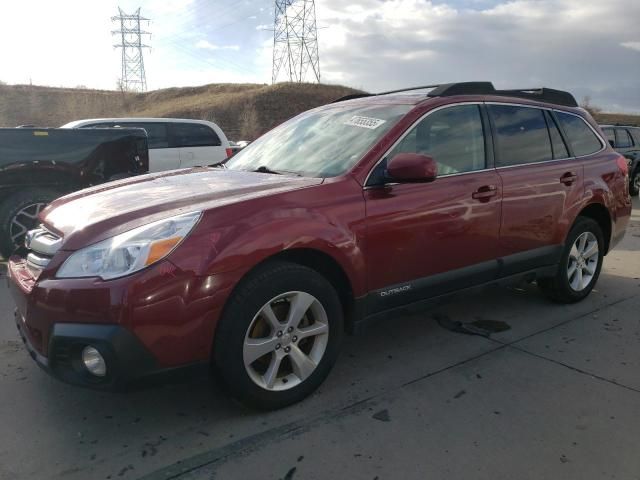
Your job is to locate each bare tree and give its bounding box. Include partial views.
[581,95,602,116]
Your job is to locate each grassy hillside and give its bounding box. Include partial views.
[0,83,360,140]
[1,82,638,140]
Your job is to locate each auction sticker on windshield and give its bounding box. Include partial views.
[344,116,387,130]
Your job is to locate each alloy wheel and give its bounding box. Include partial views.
[243,291,329,391]
[567,231,599,292]
[10,203,46,247]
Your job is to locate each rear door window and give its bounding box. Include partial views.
[615,129,633,148]
[554,112,603,157]
[488,105,553,167]
[170,123,221,148]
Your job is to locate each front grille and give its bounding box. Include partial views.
[24,226,63,278]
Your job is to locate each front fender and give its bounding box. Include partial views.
[169,178,368,297]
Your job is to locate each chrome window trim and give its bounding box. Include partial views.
[363,101,485,187]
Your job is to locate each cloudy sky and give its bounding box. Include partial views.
[1,0,639,112]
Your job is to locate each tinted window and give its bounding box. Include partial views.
[602,128,615,146]
[615,129,633,148]
[388,104,486,176]
[171,123,221,148]
[489,105,552,167]
[545,111,569,159]
[555,112,602,157]
[116,122,169,149]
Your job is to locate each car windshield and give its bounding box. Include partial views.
[225,103,411,177]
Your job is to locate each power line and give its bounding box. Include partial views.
[272,0,321,84]
[111,7,151,92]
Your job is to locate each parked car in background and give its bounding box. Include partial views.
[8,82,631,409]
[600,125,640,195]
[228,140,252,156]
[0,127,148,257]
[62,118,232,172]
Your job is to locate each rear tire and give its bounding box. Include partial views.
[213,260,344,410]
[0,189,58,258]
[538,217,604,303]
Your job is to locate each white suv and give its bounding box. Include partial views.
[62,118,232,172]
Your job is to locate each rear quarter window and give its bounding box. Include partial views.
[170,123,221,148]
[554,112,603,157]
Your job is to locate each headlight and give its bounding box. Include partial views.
[57,211,201,280]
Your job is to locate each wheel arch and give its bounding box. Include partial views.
[221,247,360,334]
[576,202,612,254]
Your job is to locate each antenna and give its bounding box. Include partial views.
[272,0,321,84]
[112,7,151,92]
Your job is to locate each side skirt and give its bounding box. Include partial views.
[350,264,558,335]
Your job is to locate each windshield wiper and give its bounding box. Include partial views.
[253,165,283,175]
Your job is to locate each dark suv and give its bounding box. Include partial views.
[600,125,640,195]
[7,82,632,409]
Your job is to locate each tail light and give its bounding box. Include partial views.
[225,147,233,158]
[616,155,629,176]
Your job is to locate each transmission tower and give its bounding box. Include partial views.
[111,8,151,92]
[272,0,321,84]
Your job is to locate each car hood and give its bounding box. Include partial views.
[42,167,322,250]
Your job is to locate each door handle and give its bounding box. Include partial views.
[560,172,578,185]
[472,185,497,202]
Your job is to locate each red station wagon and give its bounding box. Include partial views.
[7,82,632,409]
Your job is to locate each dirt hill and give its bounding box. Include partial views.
[0,83,360,140]
[1,82,638,140]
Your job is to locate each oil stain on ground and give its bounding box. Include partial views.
[434,313,511,337]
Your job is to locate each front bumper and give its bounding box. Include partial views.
[14,309,158,389]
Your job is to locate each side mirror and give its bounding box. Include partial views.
[608,140,615,148]
[386,153,437,183]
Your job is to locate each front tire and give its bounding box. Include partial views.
[538,217,604,303]
[213,261,344,409]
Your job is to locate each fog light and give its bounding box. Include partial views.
[82,346,106,377]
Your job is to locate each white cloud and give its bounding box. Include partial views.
[195,40,240,51]
[621,41,640,52]
[315,0,640,112]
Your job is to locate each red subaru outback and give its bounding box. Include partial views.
[7,82,632,409]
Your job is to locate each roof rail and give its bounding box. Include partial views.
[333,82,579,107]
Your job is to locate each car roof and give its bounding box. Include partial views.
[63,118,221,127]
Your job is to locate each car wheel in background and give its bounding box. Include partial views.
[630,168,640,196]
[0,189,58,258]
[213,260,344,410]
[538,216,604,304]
